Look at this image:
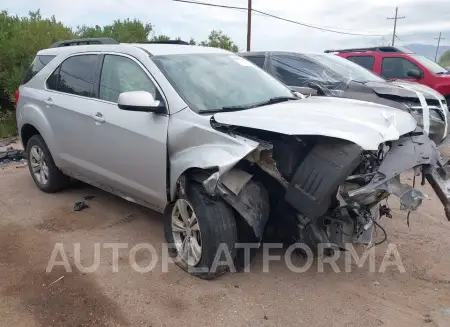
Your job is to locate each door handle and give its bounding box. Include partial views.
[91,112,105,124]
[44,98,53,106]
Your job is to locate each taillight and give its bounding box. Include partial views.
[14,89,19,106]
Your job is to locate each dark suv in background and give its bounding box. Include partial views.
[239,51,449,145]
[325,46,450,103]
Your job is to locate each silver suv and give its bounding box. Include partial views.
[16,38,450,279]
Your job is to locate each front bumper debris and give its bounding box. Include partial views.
[425,163,450,221]
[348,131,450,218]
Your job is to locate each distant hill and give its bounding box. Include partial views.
[405,43,450,61]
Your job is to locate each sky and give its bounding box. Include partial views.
[3,0,450,52]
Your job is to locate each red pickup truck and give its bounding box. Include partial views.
[325,46,450,103]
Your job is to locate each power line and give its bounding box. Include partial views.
[387,7,405,46]
[435,32,446,62]
[394,34,412,52]
[173,0,385,37]
[246,0,251,51]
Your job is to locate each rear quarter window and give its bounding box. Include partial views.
[347,56,375,70]
[22,55,56,84]
[244,56,266,68]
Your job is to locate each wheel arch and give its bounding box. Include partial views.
[20,123,41,149]
[18,103,59,164]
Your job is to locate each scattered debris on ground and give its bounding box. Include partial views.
[73,196,96,211]
[73,201,89,212]
[0,146,26,165]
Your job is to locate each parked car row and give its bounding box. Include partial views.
[15,38,450,279]
[239,50,449,146]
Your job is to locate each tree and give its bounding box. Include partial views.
[200,30,239,52]
[0,10,74,107]
[439,50,450,68]
[76,18,152,43]
[152,34,170,41]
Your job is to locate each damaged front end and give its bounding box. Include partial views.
[201,126,450,251]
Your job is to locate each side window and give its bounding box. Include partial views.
[46,66,60,90]
[22,55,56,84]
[48,55,98,97]
[244,56,265,68]
[99,55,158,103]
[382,57,421,79]
[272,55,321,87]
[347,56,375,70]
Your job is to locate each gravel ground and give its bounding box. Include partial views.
[1,143,450,327]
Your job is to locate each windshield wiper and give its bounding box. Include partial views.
[436,71,449,75]
[201,96,298,114]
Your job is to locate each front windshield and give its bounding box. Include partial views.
[151,53,294,113]
[410,54,448,74]
[308,53,386,83]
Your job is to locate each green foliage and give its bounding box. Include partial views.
[152,34,170,41]
[0,110,18,138]
[0,11,239,109]
[0,10,73,105]
[76,19,152,42]
[200,30,239,52]
[439,50,450,68]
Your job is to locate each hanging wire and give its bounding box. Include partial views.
[173,0,385,37]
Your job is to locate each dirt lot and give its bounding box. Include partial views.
[2,145,450,327]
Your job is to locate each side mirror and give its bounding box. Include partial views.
[407,69,422,79]
[117,91,165,113]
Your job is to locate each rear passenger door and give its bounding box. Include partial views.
[45,53,103,177]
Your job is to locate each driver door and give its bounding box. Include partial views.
[85,53,169,211]
[381,57,424,83]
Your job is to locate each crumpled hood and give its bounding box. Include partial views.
[365,81,445,101]
[213,97,417,150]
[389,80,446,101]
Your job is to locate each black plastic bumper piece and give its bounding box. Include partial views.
[285,139,363,219]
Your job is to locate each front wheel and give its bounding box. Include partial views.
[164,183,238,280]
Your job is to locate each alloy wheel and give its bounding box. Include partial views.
[29,145,49,185]
[171,199,202,266]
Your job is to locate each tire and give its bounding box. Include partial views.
[233,215,259,271]
[26,134,70,193]
[164,182,238,280]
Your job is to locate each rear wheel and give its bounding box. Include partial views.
[26,135,70,193]
[164,183,238,280]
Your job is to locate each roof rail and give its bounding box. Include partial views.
[324,46,409,54]
[49,37,119,48]
[139,40,190,45]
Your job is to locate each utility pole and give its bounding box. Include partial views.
[387,7,405,46]
[247,0,252,51]
[435,32,445,62]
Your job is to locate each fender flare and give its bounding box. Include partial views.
[169,141,257,200]
[19,104,58,162]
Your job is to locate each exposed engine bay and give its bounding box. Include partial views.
[203,122,450,253]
